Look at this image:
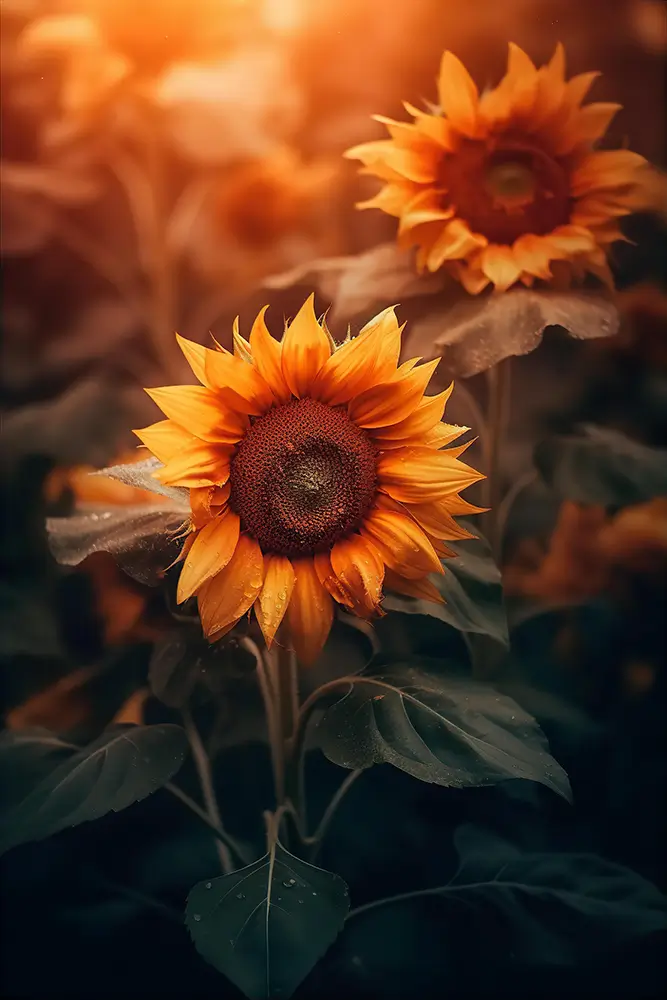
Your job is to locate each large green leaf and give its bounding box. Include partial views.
[535,424,667,507]
[186,835,349,999]
[314,664,571,800]
[0,724,188,854]
[382,528,509,647]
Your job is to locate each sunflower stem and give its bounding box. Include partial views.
[241,638,285,804]
[482,357,512,560]
[182,708,234,874]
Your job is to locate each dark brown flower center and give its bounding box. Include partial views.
[230,398,378,557]
[441,136,571,243]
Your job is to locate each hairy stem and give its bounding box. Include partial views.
[182,708,234,873]
[482,358,512,558]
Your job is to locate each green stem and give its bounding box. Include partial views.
[164,782,250,866]
[240,637,285,804]
[182,708,234,874]
[482,358,512,559]
[307,769,363,861]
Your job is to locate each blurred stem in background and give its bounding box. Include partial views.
[483,358,512,558]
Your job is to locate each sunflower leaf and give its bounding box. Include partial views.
[314,663,572,800]
[0,724,189,855]
[405,288,619,378]
[383,527,509,646]
[535,424,667,507]
[186,833,349,999]
[47,502,188,584]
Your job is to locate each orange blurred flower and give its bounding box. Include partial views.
[134,298,483,663]
[18,0,253,117]
[504,497,667,602]
[179,149,338,289]
[347,42,652,293]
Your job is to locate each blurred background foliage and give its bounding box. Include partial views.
[1,0,666,996]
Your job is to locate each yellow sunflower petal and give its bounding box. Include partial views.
[371,385,453,444]
[403,102,457,148]
[313,551,355,608]
[281,294,332,398]
[330,535,385,616]
[345,140,440,183]
[398,189,454,234]
[133,419,200,464]
[153,445,230,488]
[145,385,247,444]
[232,317,253,363]
[422,421,470,450]
[248,306,292,403]
[437,50,479,137]
[357,181,421,216]
[312,307,402,406]
[480,245,523,292]
[348,358,440,429]
[570,149,648,197]
[511,234,555,280]
[190,483,231,529]
[383,568,444,604]
[555,102,622,155]
[378,446,484,502]
[204,347,275,416]
[255,555,296,649]
[286,558,333,665]
[362,506,443,579]
[176,508,240,603]
[197,534,264,640]
[406,500,476,540]
[427,219,487,271]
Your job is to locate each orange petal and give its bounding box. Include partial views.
[204,348,275,416]
[357,180,420,216]
[403,102,457,148]
[175,333,214,387]
[330,534,385,615]
[437,51,479,137]
[176,508,240,603]
[154,444,230,488]
[286,558,333,665]
[378,446,484,502]
[197,533,264,640]
[565,71,601,109]
[281,294,332,398]
[255,555,296,649]
[362,506,442,579]
[480,245,523,292]
[145,385,247,444]
[383,567,444,604]
[426,219,487,271]
[190,483,231,529]
[134,419,200,463]
[406,500,476,540]
[232,317,253,363]
[544,224,597,255]
[398,189,454,234]
[312,307,403,406]
[345,140,440,183]
[570,149,648,197]
[248,306,292,403]
[371,385,453,444]
[443,492,488,516]
[313,551,355,608]
[348,358,440,429]
[511,234,555,280]
[422,421,470,450]
[556,102,622,155]
[450,259,491,294]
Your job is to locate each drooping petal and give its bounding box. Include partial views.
[437,51,479,137]
[426,219,488,271]
[383,567,444,604]
[281,294,332,398]
[190,483,231,529]
[255,555,296,649]
[286,558,333,665]
[361,506,443,579]
[313,551,355,608]
[406,500,476,540]
[134,419,200,463]
[480,245,523,292]
[348,358,440,429]
[248,305,291,403]
[197,534,264,640]
[176,508,240,603]
[330,534,385,615]
[398,189,454,233]
[145,385,247,444]
[378,446,485,502]
[357,181,421,216]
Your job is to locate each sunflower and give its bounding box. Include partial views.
[346,42,651,293]
[18,0,251,116]
[134,297,483,664]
